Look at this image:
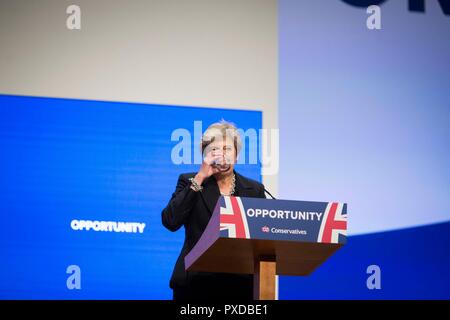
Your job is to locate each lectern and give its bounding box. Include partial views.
[185,196,347,300]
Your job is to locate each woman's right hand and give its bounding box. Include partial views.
[194,151,227,185]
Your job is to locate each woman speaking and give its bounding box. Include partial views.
[162,120,266,301]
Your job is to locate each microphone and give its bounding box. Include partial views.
[263,187,276,200]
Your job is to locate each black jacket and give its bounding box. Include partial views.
[161,170,266,289]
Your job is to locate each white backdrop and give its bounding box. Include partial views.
[279,0,450,235]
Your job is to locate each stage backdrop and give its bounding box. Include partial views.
[0,94,262,299]
[278,0,450,299]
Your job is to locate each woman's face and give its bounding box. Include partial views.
[205,136,236,174]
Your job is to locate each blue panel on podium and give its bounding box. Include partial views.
[218,196,347,244]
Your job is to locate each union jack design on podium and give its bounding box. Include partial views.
[317,202,347,244]
[219,196,251,239]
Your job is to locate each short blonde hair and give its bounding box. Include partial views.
[200,120,242,155]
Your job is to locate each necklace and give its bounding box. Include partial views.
[220,173,236,196]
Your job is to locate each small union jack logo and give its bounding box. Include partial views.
[262,226,270,233]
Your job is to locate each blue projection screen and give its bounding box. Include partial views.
[0,94,262,299]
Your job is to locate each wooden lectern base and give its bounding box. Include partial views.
[186,238,343,300]
[253,257,276,300]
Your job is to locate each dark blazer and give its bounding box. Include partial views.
[161,170,266,289]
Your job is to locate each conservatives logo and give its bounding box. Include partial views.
[261,225,307,235]
[71,219,146,234]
